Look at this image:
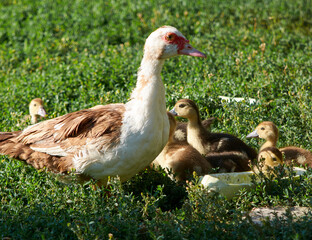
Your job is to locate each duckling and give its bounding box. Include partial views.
[254,147,283,173]
[173,117,216,142]
[16,98,47,128]
[247,121,312,168]
[28,98,47,124]
[151,112,212,181]
[170,99,257,162]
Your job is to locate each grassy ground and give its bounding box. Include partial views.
[0,0,312,239]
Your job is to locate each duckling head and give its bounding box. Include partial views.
[247,121,278,142]
[258,147,283,169]
[29,98,47,124]
[170,99,201,124]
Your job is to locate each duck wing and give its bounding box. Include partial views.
[0,104,125,173]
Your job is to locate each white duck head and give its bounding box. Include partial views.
[143,26,206,60]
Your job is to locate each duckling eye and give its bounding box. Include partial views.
[179,104,186,108]
[272,157,277,162]
[34,104,37,107]
[261,127,265,130]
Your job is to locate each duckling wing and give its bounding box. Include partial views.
[280,146,312,167]
[207,132,257,160]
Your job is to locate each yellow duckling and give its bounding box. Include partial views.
[255,147,284,173]
[151,112,212,181]
[247,121,312,168]
[28,98,47,124]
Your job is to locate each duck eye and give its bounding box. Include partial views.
[179,104,186,108]
[166,33,175,41]
[34,104,37,106]
[260,127,265,130]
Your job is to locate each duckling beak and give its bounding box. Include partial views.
[169,108,178,116]
[178,43,206,58]
[246,129,259,138]
[37,106,47,117]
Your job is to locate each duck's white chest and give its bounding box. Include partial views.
[117,107,169,177]
[74,107,169,181]
[73,66,169,181]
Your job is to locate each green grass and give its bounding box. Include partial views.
[1,0,312,239]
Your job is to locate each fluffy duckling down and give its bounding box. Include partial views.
[29,98,47,124]
[16,98,47,127]
[173,117,216,142]
[254,147,283,173]
[205,151,251,173]
[247,121,312,168]
[170,99,257,172]
[151,112,212,181]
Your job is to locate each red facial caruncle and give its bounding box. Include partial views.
[162,32,189,51]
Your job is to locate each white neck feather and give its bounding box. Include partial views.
[116,54,169,178]
[131,56,165,99]
[127,55,166,117]
[122,55,168,142]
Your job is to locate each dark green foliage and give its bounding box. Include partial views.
[1,0,312,239]
[123,168,188,211]
[236,163,312,208]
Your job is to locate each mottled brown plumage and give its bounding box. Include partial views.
[280,147,312,167]
[0,104,125,174]
[0,139,73,173]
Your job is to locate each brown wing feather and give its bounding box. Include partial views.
[0,104,125,173]
[0,131,21,141]
[0,139,73,173]
[17,104,125,146]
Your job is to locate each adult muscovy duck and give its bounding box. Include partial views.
[0,26,206,185]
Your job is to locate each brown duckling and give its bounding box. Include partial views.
[255,147,284,173]
[28,98,47,124]
[170,99,257,162]
[173,117,216,142]
[247,121,312,168]
[151,112,212,181]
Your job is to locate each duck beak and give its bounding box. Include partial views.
[246,129,259,138]
[37,107,47,117]
[178,43,206,58]
[169,108,178,116]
